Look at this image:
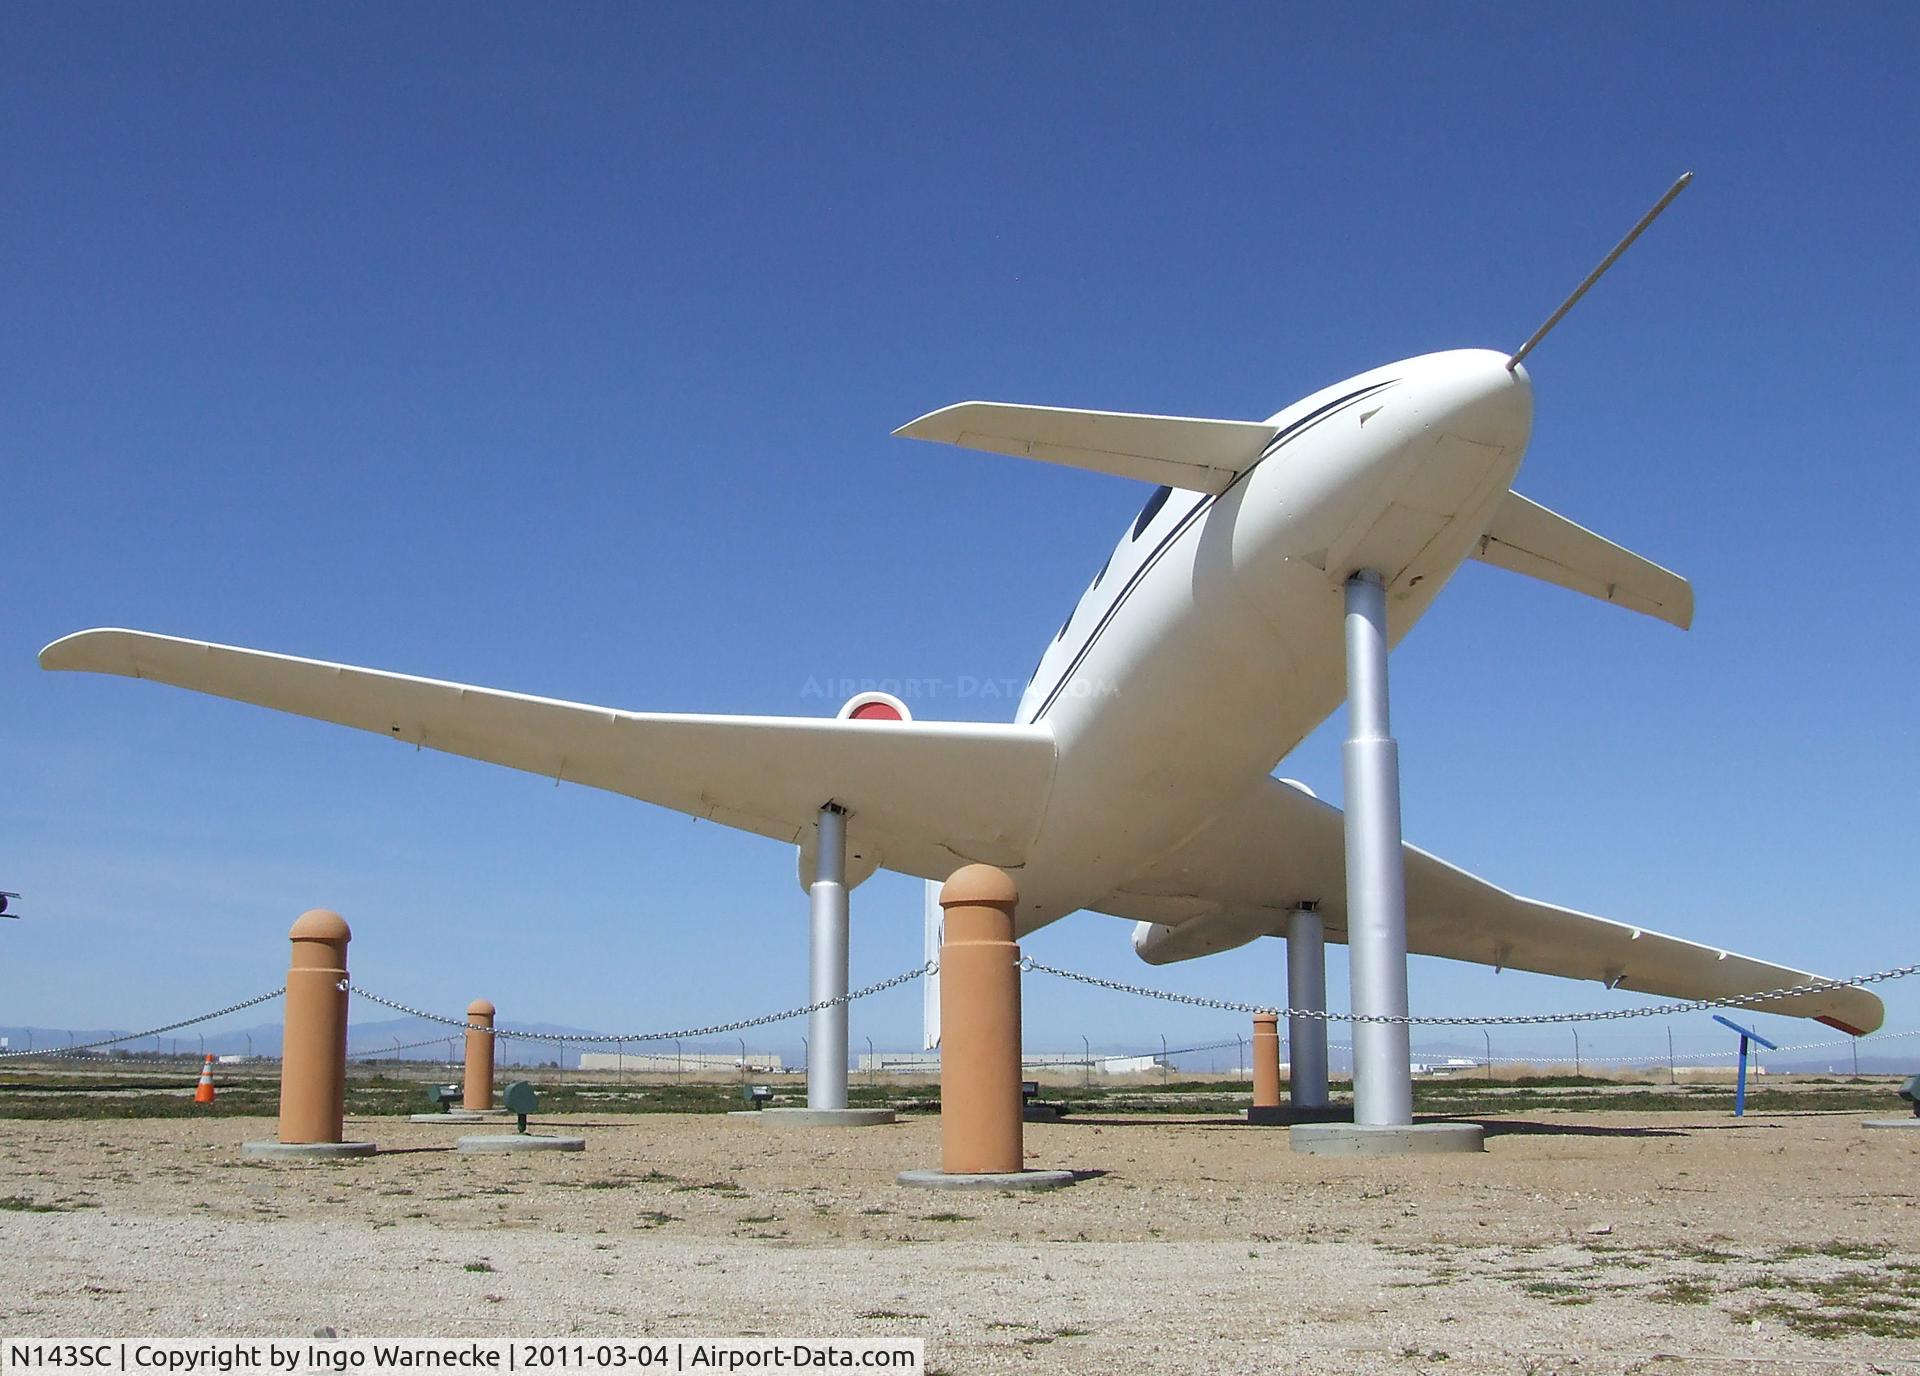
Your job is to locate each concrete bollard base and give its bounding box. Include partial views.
[1290,1122,1484,1155]
[897,1168,1075,1192]
[1862,1118,1920,1130]
[243,1140,376,1160]
[1247,1105,1350,1126]
[747,1107,896,1126]
[456,1135,586,1153]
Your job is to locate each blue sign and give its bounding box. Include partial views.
[1711,1014,1778,1051]
[1711,1014,1778,1117]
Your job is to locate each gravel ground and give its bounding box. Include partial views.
[3,1110,1917,1373]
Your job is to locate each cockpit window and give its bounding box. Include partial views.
[1090,552,1113,590]
[1132,484,1172,540]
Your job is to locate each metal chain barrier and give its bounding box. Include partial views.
[345,961,936,1046]
[12,958,1910,1067]
[0,988,286,1060]
[1017,956,1920,1027]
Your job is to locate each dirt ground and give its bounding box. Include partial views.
[3,1108,1917,1374]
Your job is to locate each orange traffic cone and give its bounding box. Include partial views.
[194,1055,216,1105]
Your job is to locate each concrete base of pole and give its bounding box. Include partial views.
[1246,1105,1351,1127]
[745,1107,896,1127]
[897,1168,1075,1192]
[456,1135,587,1153]
[242,1140,376,1160]
[407,1111,498,1123]
[1862,1118,1920,1130]
[1290,1122,1484,1156]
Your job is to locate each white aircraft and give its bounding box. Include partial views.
[37,179,1882,1057]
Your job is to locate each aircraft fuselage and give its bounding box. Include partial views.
[1009,349,1533,932]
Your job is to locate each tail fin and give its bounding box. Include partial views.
[1473,490,1693,630]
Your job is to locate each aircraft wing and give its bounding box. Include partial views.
[1472,490,1694,630]
[39,630,1056,881]
[1105,774,1883,1034]
[894,402,1278,493]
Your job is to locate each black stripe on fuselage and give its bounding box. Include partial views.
[1256,376,1400,459]
[1027,378,1399,723]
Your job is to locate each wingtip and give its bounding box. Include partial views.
[1670,579,1696,632]
[39,627,141,673]
[40,628,103,670]
[892,401,980,442]
[1817,1014,1870,1038]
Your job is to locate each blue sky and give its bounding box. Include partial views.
[4,5,1917,1066]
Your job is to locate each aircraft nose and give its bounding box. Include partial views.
[1435,350,1533,452]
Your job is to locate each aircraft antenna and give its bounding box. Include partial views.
[1507,171,1693,372]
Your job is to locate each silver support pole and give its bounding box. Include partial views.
[1343,570,1414,1126]
[1287,905,1329,1109]
[808,803,850,1110]
[921,878,943,1051]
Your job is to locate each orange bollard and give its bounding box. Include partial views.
[279,909,351,1143]
[897,866,1072,1192]
[1248,1013,1286,1124]
[194,1055,217,1105]
[463,999,496,1111]
[1253,1014,1281,1107]
[938,865,1023,1174]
